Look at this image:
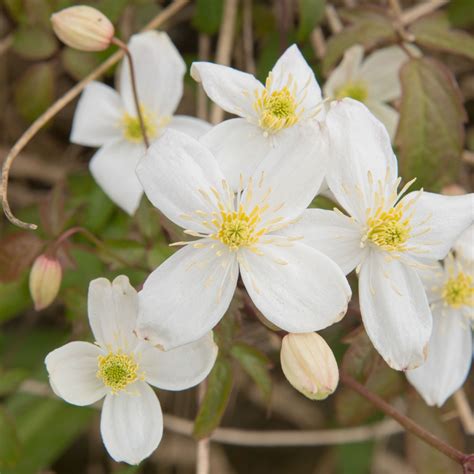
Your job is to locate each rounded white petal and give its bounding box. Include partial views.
[403,192,474,261]
[168,115,212,139]
[70,81,123,147]
[269,44,322,117]
[191,61,263,119]
[364,100,399,142]
[45,341,106,406]
[240,241,351,332]
[406,308,472,407]
[137,243,238,350]
[323,44,364,99]
[324,99,398,220]
[89,140,144,215]
[120,31,185,116]
[88,276,139,351]
[139,332,218,390]
[281,208,365,275]
[454,224,474,263]
[359,251,432,370]
[136,129,225,233]
[100,382,163,465]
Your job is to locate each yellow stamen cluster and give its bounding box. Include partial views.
[97,351,140,393]
[366,206,411,252]
[442,272,474,308]
[122,106,165,143]
[335,81,369,103]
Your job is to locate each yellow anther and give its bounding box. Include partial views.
[442,272,474,308]
[366,206,411,252]
[122,106,168,143]
[335,81,368,103]
[97,351,140,393]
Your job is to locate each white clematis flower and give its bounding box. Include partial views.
[135,127,351,350]
[406,245,473,407]
[45,275,217,465]
[286,99,473,371]
[192,44,326,190]
[323,44,413,141]
[71,31,211,215]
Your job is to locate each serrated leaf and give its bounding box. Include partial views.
[192,0,224,35]
[231,342,272,404]
[410,12,474,61]
[297,0,326,41]
[0,407,21,469]
[14,63,55,123]
[0,369,29,396]
[396,57,466,191]
[193,356,233,439]
[61,48,102,81]
[12,26,58,60]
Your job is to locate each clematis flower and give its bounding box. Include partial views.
[71,31,211,215]
[135,128,351,350]
[191,44,326,190]
[406,243,473,407]
[286,99,473,370]
[45,275,217,465]
[323,44,413,140]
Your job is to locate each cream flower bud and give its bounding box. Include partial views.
[51,6,114,52]
[29,254,62,311]
[280,332,339,400]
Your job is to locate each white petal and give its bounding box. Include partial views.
[281,208,365,275]
[137,243,238,350]
[88,276,139,351]
[120,31,185,117]
[240,241,351,332]
[168,115,212,139]
[359,251,432,370]
[404,192,474,261]
[323,45,364,99]
[454,224,474,263]
[45,341,105,406]
[70,81,123,147]
[364,100,399,142]
[191,61,263,119]
[136,129,225,233]
[269,44,322,117]
[139,332,218,390]
[416,260,445,304]
[324,99,398,221]
[406,308,472,407]
[89,140,144,215]
[100,382,163,465]
[200,118,271,191]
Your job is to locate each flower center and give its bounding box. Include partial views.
[122,106,169,143]
[335,81,368,102]
[442,272,474,308]
[97,351,140,393]
[366,206,411,252]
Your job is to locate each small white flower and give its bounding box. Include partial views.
[71,31,211,215]
[406,246,473,407]
[135,127,351,350]
[45,275,217,465]
[287,99,473,371]
[191,44,326,190]
[323,44,414,141]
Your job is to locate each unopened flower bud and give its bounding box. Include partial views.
[280,332,339,400]
[29,254,62,311]
[51,6,114,52]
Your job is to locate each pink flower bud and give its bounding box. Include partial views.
[29,254,62,311]
[280,332,339,400]
[51,6,114,52]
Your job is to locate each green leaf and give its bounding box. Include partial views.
[322,8,396,75]
[297,0,326,41]
[214,292,243,352]
[0,275,31,324]
[61,48,102,81]
[0,407,22,469]
[193,356,233,439]
[410,12,474,61]
[193,0,224,35]
[12,26,58,60]
[14,63,55,123]
[396,57,466,191]
[231,342,272,404]
[0,368,29,396]
[335,440,374,474]
[448,0,474,28]
[4,0,27,23]
[84,185,117,233]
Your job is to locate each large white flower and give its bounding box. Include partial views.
[135,127,351,350]
[285,99,473,371]
[406,246,473,407]
[191,44,326,190]
[45,275,217,465]
[323,44,412,141]
[71,31,211,215]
